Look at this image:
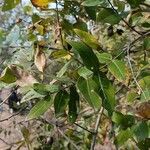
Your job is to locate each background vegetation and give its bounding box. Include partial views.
[0,0,150,149]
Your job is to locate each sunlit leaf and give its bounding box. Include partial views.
[82,0,105,6]
[77,77,102,109]
[0,67,17,83]
[108,60,127,82]
[2,0,20,11]
[74,29,100,50]
[96,52,112,64]
[27,96,52,119]
[115,128,133,146]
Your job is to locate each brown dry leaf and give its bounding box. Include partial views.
[135,101,150,119]
[30,0,54,9]
[10,65,38,87]
[34,45,46,73]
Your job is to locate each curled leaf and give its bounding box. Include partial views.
[135,101,150,119]
[34,45,46,73]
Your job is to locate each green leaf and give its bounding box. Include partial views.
[140,89,150,101]
[112,111,135,129]
[144,37,150,50]
[108,60,127,82]
[21,89,45,103]
[85,7,96,20]
[54,90,69,117]
[115,128,133,146]
[68,41,100,72]
[97,8,121,25]
[68,86,79,123]
[0,67,17,83]
[2,0,20,11]
[73,20,88,32]
[78,67,93,79]
[138,76,150,90]
[82,0,105,6]
[137,138,150,150]
[96,52,112,64]
[74,29,100,50]
[77,77,102,109]
[126,91,138,102]
[27,96,52,120]
[93,73,116,116]
[50,50,70,59]
[57,60,72,77]
[33,83,59,95]
[127,0,143,8]
[132,121,149,141]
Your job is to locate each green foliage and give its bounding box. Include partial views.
[0,0,150,149]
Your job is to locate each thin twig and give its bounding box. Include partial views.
[107,0,143,35]
[0,92,12,107]
[55,0,64,48]
[126,44,146,99]
[0,106,27,122]
[74,122,95,134]
[0,137,12,146]
[90,107,104,150]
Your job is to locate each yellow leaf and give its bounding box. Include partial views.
[34,45,46,72]
[31,0,54,8]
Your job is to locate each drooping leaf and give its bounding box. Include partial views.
[77,77,102,110]
[97,8,121,25]
[54,90,69,117]
[2,0,20,11]
[68,41,100,72]
[68,86,79,123]
[0,67,17,83]
[74,29,100,50]
[27,96,52,120]
[108,60,127,82]
[93,73,116,116]
[34,45,46,72]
